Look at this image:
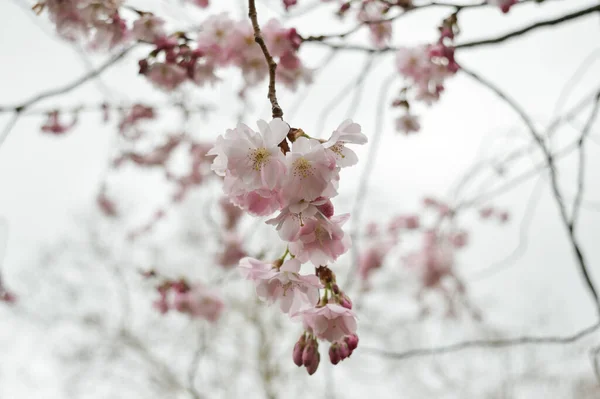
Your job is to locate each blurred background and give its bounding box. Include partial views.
[0,0,599,397]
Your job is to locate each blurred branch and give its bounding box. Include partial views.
[304,4,600,53]
[362,322,600,360]
[0,47,132,150]
[456,4,600,49]
[187,327,205,399]
[571,92,600,230]
[344,73,396,290]
[467,176,545,281]
[461,65,600,315]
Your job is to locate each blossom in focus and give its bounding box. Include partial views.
[289,214,351,266]
[300,304,358,342]
[239,258,322,313]
[323,119,368,168]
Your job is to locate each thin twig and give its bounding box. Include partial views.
[0,113,21,150]
[362,322,600,360]
[344,73,396,290]
[0,47,132,114]
[248,0,283,119]
[571,93,600,230]
[303,4,600,54]
[456,4,600,49]
[467,176,545,281]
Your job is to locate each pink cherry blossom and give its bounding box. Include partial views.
[358,2,392,49]
[300,304,357,342]
[358,243,390,281]
[145,62,188,91]
[216,233,247,268]
[132,15,166,43]
[208,119,289,192]
[284,137,338,202]
[289,214,351,266]
[239,258,322,313]
[173,284,225,322]
[41,110,76,135]
[404,233,454,288]
[323,119,367,168]
[266,197,330,241]
[396,114,421,134]
[228,186,285,217]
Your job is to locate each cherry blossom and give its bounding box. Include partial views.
[239,258,322,313]
[132,15,166,43]
[300,304,358,342]
[288,214,351,266]
[208,118,289,192]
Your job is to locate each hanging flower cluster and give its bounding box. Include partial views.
[150,275,225,322]
[208,117,366,374]
[393,13,459,134]
[136,13,310,91]
[33,0,129,50]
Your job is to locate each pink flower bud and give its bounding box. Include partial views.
[329,344,340,365]
[306,352,320,375]
[315,199,335,219]
[138,59,149,75]
[340,296,352,310]
[339,342,350,360]
[345,334,359,351]
[331,284,340,295]
[292,336,306,367]
[302,340,316,367]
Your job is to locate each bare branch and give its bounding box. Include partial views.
[344,73,397,290]
[460,64,600,315]
[456,4,600,49]
[571,92,600,230]
[362,322,600,360]
[248,0,283,119]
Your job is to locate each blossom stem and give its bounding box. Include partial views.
[248,0,284,119]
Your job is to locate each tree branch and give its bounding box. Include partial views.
[0,47,132,150]
[248,0,283,119]
[362,322,600,360]
[460,65,600,315]
[571,92,600,230]
[456,4,600,49]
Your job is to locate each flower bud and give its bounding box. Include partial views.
[331,284,340,295]
[340,295,352,309]
[292,340,305,367]
[329,344,340,365]
[316,199,334,219]
[345,334,359,351]
[302,340,316,367]
[306,352,320,375]
[339,342,350,360]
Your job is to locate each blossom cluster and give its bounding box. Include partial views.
[209,117,366,374]
[136,13,311,91]
[393,13,459,134]
[34,0,129,50]
[150,276,225,322]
